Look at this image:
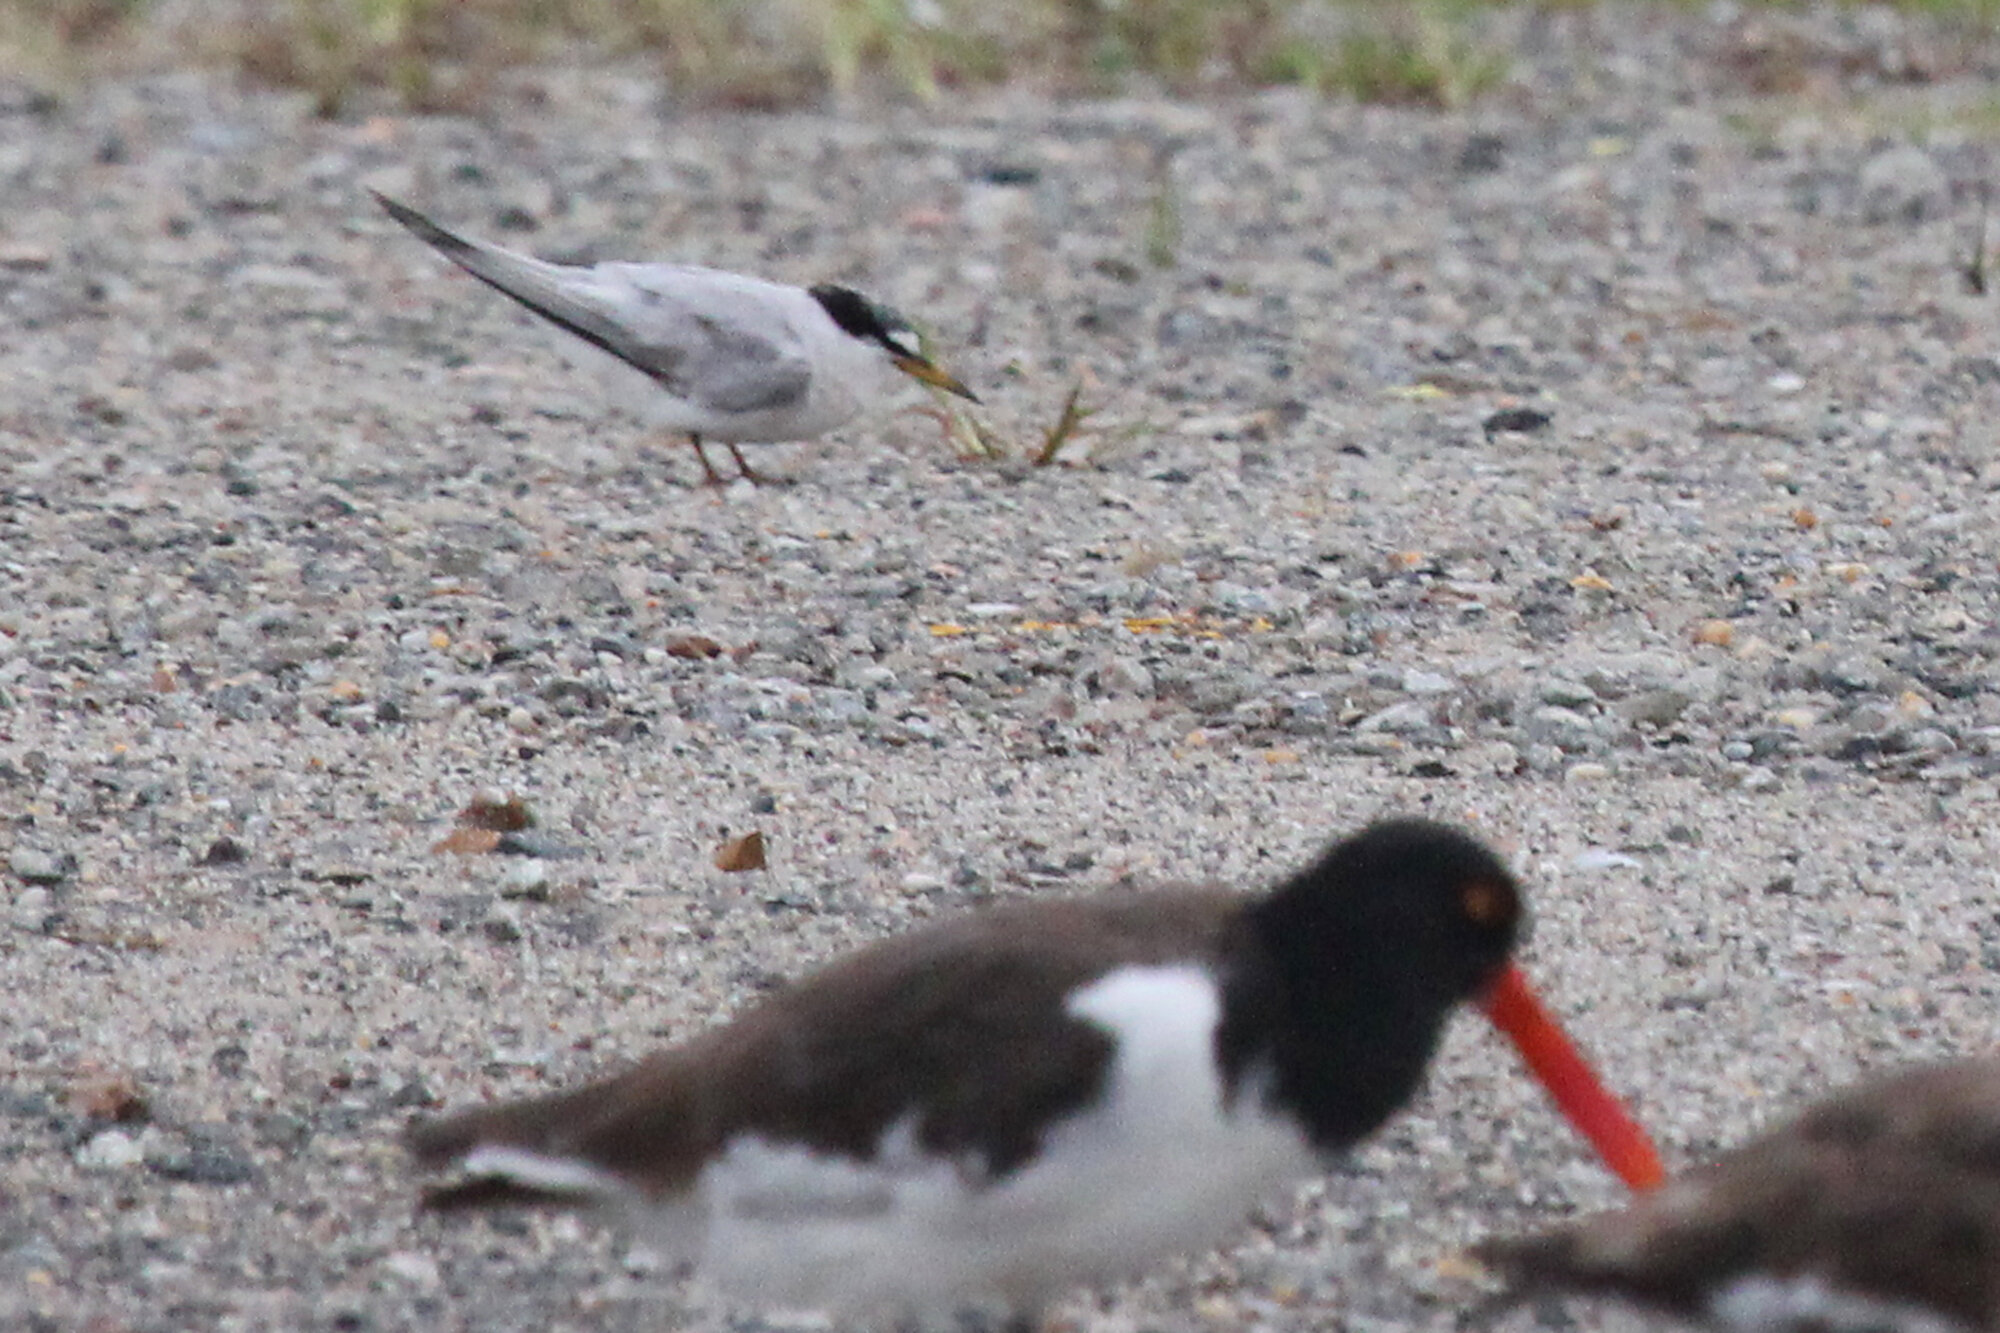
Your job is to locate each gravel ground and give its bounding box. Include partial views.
[7,6,2000,1332]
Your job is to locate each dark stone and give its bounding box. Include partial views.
[1483,407,1553,436]
[200,837,248,866]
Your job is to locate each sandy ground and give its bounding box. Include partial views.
[6,5,2000,1331]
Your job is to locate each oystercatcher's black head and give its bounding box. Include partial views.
[1280,818,1523,1001]
[1226,818,1525,1151]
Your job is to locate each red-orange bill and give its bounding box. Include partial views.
[1479,962,1666,1192]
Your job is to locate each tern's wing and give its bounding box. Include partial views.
[585,262,817,415]
[376,194,813,415]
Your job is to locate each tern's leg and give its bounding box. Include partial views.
[686,433,728,487]
[725,443,774,486]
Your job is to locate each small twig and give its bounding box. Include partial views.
[1964,181,1991,297]
[1144,143,1182,270]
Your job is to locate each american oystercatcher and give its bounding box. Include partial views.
[410,818,1661,1324]
[1479,1057,2000,1333]
[372,192,978,485]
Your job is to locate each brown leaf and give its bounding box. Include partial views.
[432,827,503,856]
[458,795,532,832]
[663,633,726,660]
[714,830,767,873]
[68,1067,148,1123]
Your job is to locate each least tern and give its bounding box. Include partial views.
[372,192,977,484]
[408,819,1659,1329]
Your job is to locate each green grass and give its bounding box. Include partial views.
[4,0,2000,114]
[5,0,148,76]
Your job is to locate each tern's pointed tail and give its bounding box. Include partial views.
[371,190,639,372]
[371,191,487,267]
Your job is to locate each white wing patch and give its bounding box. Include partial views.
[1708,1275,1970,1333]
[660,964,1319,1324]
[456,1145,630,1201]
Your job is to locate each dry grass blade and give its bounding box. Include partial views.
[953,406,1009,459]
[1145,147,1182,269]
[1965,180,1991,296]
[1032,380,1092,467]
[916,400,1006,460]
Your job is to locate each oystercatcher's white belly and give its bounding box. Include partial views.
[1709,1275,1966,1333]
[666,965,1321,1322]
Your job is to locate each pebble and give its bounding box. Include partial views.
[1525,705,1599,752]
[1537,679,1599,708]
[199,836,249,866]
[1616,688,1691,728]
[0,242,55,269]
[1857,142,1947,223]
[1085,656,1154,698]
[1906,728,1957,756]
[499,859,552,901]
[10,848,75,886]
[1401,669,1455,696]
[13,886,53,930]
[146,1136,256,1186]
[381,1251,442,1289]
[496,831,585,860]
[1357,701,1434,736]
[483,904,524,944]
[1465,740,1520,774]
[841,663,899,691]
[75,1128,148,1172]
[1572,848,1641,871]
[1522,743,1568,775]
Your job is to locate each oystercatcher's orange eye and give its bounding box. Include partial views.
[1460,879,1513,928]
